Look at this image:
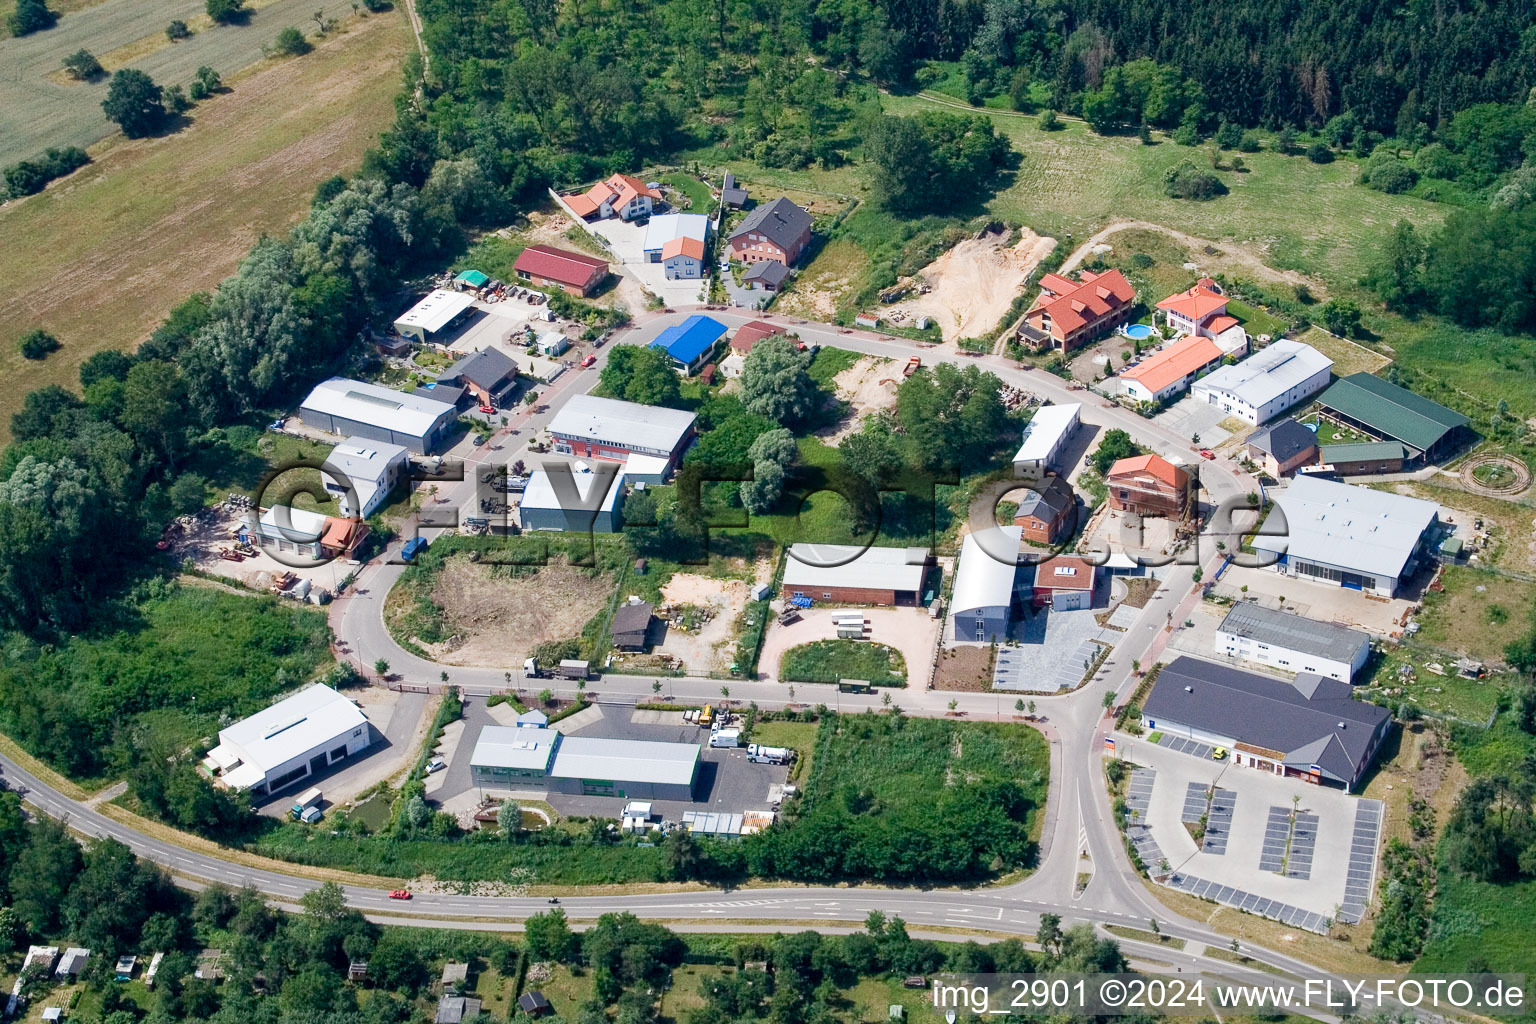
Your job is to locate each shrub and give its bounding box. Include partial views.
[187,65,221,101]
[205,0,244,22]
[165,19,189,39]
[1413,143,1463,180]
[17,329,61,360]
[1366,157,1418,194]
[163,83,192,114]
[272,26,311,55]
[1319,298,1362,337]
[1171,122,1199,146]
[3,146,88,198]
[1213,120,1243,149]
[1238,131,1261,153]
[62,48,103,80]
[1038,109,1060,131]
[6,0,55,35]
[1163,161,1227,200]
[1305,143,1334,164]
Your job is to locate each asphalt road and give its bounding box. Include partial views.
[1,310,1347,987]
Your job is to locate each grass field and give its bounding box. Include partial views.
[1417,869,1536,1001]
[1412,566,1535,664]
[1293,325,1392,377]
[881,95,1447,291]
[1,0,370,158]
[0,7,409,440]
[779,639,907,686]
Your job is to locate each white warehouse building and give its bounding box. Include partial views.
[1012,403,1081,478]
[1214,602,1371,681]
[204,685,371,798]
[1189,340,1333,425]
[322,437,409,519]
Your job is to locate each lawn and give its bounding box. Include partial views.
[0,7,410,441]
[747,719,817,783]
[517,963,597,1019]
[1226,299,1289,339]
[661,170,714,213]
[779,639,907,686]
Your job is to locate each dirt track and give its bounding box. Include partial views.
[883,228,1057,341]
[1057,219,1325,295]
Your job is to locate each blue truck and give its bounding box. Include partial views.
[400,537,429,562]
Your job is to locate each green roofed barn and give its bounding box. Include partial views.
[1315,373,1471,466]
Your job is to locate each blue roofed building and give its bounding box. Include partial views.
[649,315,727,375]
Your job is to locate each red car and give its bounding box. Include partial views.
[581,354,597,368]
[1199,449,1216,460]
[479,404,495,415]
[388,890,412,900]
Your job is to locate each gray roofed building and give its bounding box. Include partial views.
[743,260,790,289]
[721,171,748,208]
[468,727,559,778]
[610,599,654,650]
[1142,656,1393,790]
[439,347,517,403]
[299,378,459,454]
[548,394,697,469]
[436,995,482,1024]
[1249,418,1317,461]
[519,991,553,1016]
[1249,475,1440,597]
[1215,603,1371,680]
[1014,474,1076,523]
[731,196,812,249]
[550,736,700,791]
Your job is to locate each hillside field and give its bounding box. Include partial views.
[0,7,409,439]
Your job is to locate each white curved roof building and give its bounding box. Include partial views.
[951,526,1022,642]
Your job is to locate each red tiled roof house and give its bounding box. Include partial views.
[1032,555,1098,611]
[1018,270,1136,352]
[1106,454,1191,518]
[1117,334,1224,403]
[1156,278,1249,351]
[562,173,662,222]
[512,245,610,297]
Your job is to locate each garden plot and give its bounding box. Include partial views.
[881,228,1056,342]
[426,556,614,666]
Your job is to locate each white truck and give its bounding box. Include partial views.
[708,728,741,748]
[290,787,323,822]
[747,743,795,765]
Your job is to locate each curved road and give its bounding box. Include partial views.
[3,311,1332,984]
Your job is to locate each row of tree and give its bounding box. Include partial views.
[1366,211,1536,333]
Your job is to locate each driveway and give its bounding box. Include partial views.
[756,606,940,689]
[1113,735,1379,924]
[1154,395,1235,447]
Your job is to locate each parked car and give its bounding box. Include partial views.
[1199,449,1216,460]
[1211,746,1228,760]
[388,890,412,900]
[479,404,496,414]
[472,434,487,447]
[425,757,447,774]
[581,354,597,368]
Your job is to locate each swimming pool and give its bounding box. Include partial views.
[1124,324,1154,340]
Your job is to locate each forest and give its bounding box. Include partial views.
[0,786,1133,1024]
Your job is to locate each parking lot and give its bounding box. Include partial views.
[428,700,791,823]
[1210,563,1416,636]
[1114,736,1381,928]
[1153,394,1240,447]
[585,216,713,307]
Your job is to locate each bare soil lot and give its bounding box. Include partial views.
[0,9,408,439]
[933,644,994,691]
[814,355,900,442]
[648,572,752,674]
[428,556,615,666]
[883,228,1056,341]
